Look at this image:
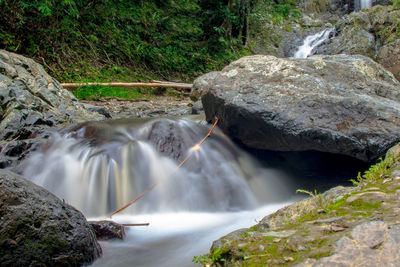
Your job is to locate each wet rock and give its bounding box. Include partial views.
[316,11,376,58]
[0,50,104,168]
[89,220,125,240]
[193,54,400,162]
[83,103,112,118]
[0,169,102,266]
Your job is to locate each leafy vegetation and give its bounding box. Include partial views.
[70,85,156,100]
[350,152,399,185]
[0,0,299,82]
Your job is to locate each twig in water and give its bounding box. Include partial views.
[107,117,219,218]
[122,223,150,226]
[0,136,20,154]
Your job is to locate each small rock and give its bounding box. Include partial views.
[259,245,265,252]
[89,220,125,240]
[284,257,294,262]
[310,216,344,224]
[273,238,281,243]
[297,244,307,251]
[330,225,346,232]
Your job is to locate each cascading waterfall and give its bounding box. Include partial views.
[294,28,334,58]
[21,116,363,266]
[359,0,373,10]
[354,0,373,11]
[23,117,291,218]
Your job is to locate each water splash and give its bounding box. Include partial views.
[294,28,334,58]
[23,118,291,217]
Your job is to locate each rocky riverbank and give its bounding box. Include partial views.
[195,145,400,266]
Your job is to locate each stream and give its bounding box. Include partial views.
[22,116,367,266]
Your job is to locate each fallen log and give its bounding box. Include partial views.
[61,82,193,90]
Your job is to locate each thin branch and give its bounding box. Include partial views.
[107,117,219,218]
[0,136,20,154]
[122,223,150,226]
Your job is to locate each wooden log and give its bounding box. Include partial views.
[61,82,193,90]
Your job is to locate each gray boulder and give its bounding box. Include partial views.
[192,54,400,162]
[0,169,102,266]
[0,50,104,168]
[377,39,400,82]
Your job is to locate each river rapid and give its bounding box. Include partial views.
[21,116,365,266]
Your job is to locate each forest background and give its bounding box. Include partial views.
[0,0,300,83]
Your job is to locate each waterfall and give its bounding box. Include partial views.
[23,118,291,217]
[355,0,373,11]
[294,28,334,58]
[360,0,373,10]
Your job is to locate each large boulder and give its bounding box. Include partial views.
[0,169,102,266]
[0,50,104,168]
[192,54,400,162]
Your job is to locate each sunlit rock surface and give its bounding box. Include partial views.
[193,54,400,162]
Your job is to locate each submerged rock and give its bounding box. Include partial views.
[0,169,102,266]
[193,54,400,162]
[0,50,105,168]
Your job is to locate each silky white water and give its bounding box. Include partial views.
[294,28,334,58]
[90,204,292,267]
[23,117,295,266]
[360,0,372,9]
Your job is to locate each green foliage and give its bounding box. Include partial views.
[192,254,211,265]
[0,0,265,82]
[210,247,229,262]
[394,0,400,7]
[350,152,399,185]
[70,85,155,101]
[251,0,300,26]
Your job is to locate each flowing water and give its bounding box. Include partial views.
[23,117,299,266]
[294,28,334,58]
[360,0,373,10]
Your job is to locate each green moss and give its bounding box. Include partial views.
[348,199,382,210]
